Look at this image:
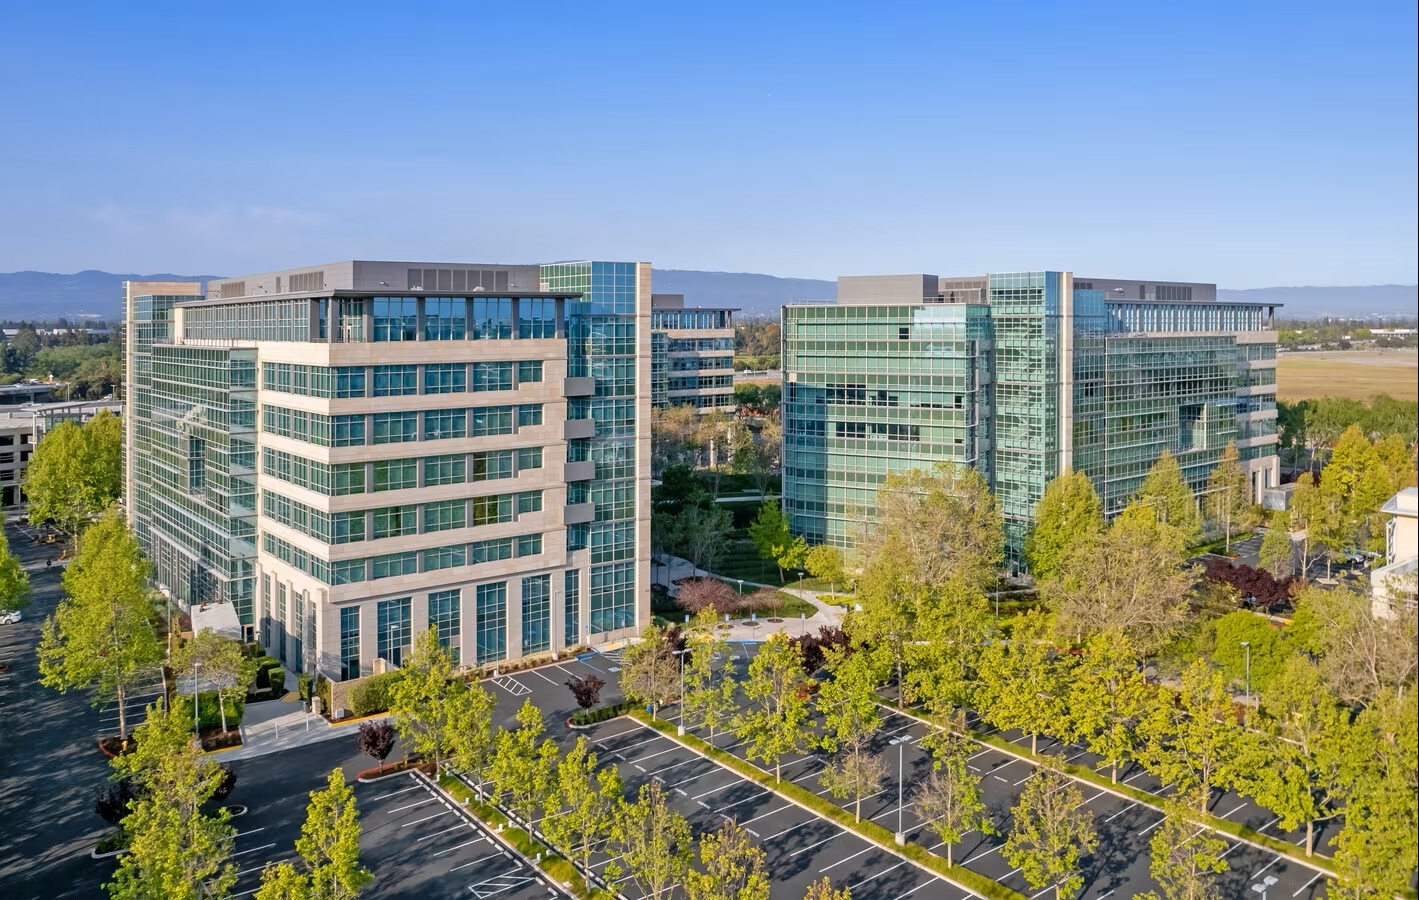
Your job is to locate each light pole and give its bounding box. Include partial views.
[192,661,202,737]
[889,736,907,845]
[1251,875,1277,899]
[673,648,689,736]
[1240,641,1251,701]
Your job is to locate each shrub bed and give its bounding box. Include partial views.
[569,701,636,727]
[171,691,246,735]
[349,671,403,717]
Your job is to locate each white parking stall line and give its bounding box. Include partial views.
[418,822,472,841]
[691,781,741,801]
[961,844,1000,865]
[593,725,643,743]
[650,757,705,778]
[605,734,664,753]
[1218,802,1247,819]
[869,801,916,823]
[968,748,992,761]
[1293,872,1323,896]
[714,792,767,814]
[403,809,455,827]
[528,667,560,685]
[236,856,294,877]
[886,878,940,900]
[763,819,814,841]
[847,859,909,890]
[389,798,438,814]
[1122,771,1149,785]
[1074,790,1106,809]
[1105,803,1138,823]
[233,842,278,858]
[1258,815,1282,832]
[740,804,793,826]
[1251,856,1281,879]
[818,846,874,873]
[1013,772,1036,786]
[631,746,682,765]
[789,834,841,857]
[235,827,266,838]
[1136,817,1166,836]
[434,836,486,856]
[467,874,538,899]
[370,784,425,801]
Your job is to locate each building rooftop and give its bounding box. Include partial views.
[1381,487,1419,518]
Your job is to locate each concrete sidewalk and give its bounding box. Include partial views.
[220,696,385,762]
[655,554,847,640]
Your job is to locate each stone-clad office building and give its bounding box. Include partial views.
[124,260,651,679]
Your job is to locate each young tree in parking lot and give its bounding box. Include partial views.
[904,578,993,719]
[108,701,237,900]
[39,510,162,744]
[0,529,31,616]
[621,624,683,718]
[255,768,372,900]
[1136,794,1230,900]
[1002,764,1097,900]
[817,745,887,825]
[802,880,852,900]
[1024,469,1104,584]
[24,411,123,543]
[446,678,497,789]
[1138,660,1242,813]
[388,628,460,767]
[685,818,771,900]
[814,647,889,822]
[912,729,995,866]
[736,637,812,782]
[540,737,624,876]
[683,622,736,740]
[489,699,560,827]
[1231,656,1354,857]
[1064,629,1148,785]
[1257,515,1295,578]
[976,610,1069,755]
[606,781,693,900]
[355,721,396,773]
[565,672,606,710]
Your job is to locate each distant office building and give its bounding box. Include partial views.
[1372,487,1418,618]
[124,260,651,679]
[0,396,120,509]
[651,294,736,412]
[782,272,1280,569]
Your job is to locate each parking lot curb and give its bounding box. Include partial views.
[629,710,1024,900]
[415,769,575,900]
[880,701,1339,884]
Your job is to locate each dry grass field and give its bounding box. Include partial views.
[1277,349,1418,401]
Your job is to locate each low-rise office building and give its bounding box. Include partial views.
[651,293,736,412]
[0,399,121,509]
[124,260,652,680]
[782,272,1280,569]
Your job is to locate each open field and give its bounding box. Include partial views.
[1278,349,1418,401]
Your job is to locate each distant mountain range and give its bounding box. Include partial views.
[0,268,1413,322]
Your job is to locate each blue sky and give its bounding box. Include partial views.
[1,1,1414,287]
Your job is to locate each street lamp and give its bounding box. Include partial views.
[672,648,690,736]
[1240,641,1251,701]
[192,661,202,737]
[889,736,908,845]
[1251,875,1277,899]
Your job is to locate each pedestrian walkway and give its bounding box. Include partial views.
[221,695,386,762]
[656,554,846,640]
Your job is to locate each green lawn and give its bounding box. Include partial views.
[710,539,788,585]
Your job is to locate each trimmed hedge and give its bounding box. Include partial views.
[630,710,1027,900]
[569,701,636,727]
[172,691,246,734]
[252,657,281,689]
[349,671,403,717]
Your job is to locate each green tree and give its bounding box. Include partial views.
[606,781,693,900]
[903,578,993,720]
[1287,584,1417,704]
[1331,689,1418,898]
[1321,424,1392,552]
[735,637,812,781]
[1139,795,1230,900]
[387,629,464,767]
[1002,764,1097,900]
[804,544,846,593]
[863,462,1003,593]
[24,411,122,541]
[108,701,236,900]
[1138,660,1242,811]
[1231,656,1351,856]
[39,511,162,743]
[1025,470,1104,583]
[621,625,682,717]
[488,699,559,827]
[1289,473,1336,575]
[846,565,921,697]
[683,624,736,740]
[540,736,623,876]
[665,502,735,574]
[977,611,1069,755]
[1257,516,1294,578]
[1065,630,1148,784]
[1210,611,1290,695]
[1046,507,1194,655]
[1134,450,1203,547]
[802,878,852,900]
[177,628,254,735]
[0,528,32,615]
[1204,442,1257,552]
[912,728,995,865]
[684,818,770,900]
[748,498,791,573]
[256,769,372,900]
[813,643,889,821]
[446,678,497,790]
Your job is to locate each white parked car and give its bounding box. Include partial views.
[0,610,21,625]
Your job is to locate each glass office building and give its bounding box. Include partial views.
[124,259,651,679]
[782,272,1280,570]
[650,294,737,412]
